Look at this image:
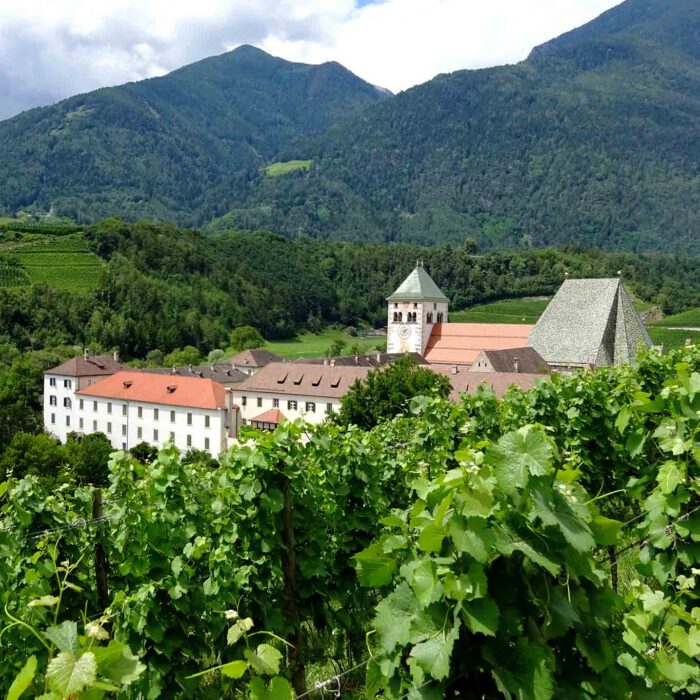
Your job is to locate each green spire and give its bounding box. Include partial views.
[387,265,448,301]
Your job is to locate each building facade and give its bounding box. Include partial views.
[43,354,126,443]
[73,371,235,458]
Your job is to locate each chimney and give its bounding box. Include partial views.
[452,365,458,375]
[513,357,519,373]
[376,353,381,363]
[83,348,88,360]
[171,366,176,374]
[323,358,328,366]
[113,350,119,362]
[330,359,336,367]
[354,355,359,365]
[188,365,193,373]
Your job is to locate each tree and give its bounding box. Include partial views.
[229,326,265,352]
[337,355,451,429]
[0,432,66,481]
[326,340,346,357]
[163,346,202,367]
[64,432,113,486]
[181,448,219,470]
[145,349,164,367]
[130,441,158,464]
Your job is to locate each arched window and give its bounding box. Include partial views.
[397,312,403,322]
[437,312,444,323]
[427,312,433,323]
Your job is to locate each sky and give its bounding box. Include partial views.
[0,0,623,121]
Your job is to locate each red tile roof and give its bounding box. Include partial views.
[235,362,370,399]
[249,408,287,424]
[76,371,227,410]
[424,323,534,365]
[434,367,546,400]
[46,355,126,377]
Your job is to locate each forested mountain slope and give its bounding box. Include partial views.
[0,46,387,225]
[230,0,700,253]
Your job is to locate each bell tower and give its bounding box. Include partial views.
[387,263,449,356]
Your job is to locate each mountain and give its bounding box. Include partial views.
[225,0,700,253]
[0,46,388,224]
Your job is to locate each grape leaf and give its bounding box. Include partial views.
[7,655,37,700]
[46,651,97,696]
[487,427,553,494]
[245,644,282,676]
[409,624,459,681]
[462,598,499,636]
[354,543,397,587]
[44,620,78,654]
[374,582,418,652]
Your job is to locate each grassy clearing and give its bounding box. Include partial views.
[450,297,551,324]
[650,307,700,328]
[648,327,700,352]
[263,329,386,360]
[265,160,313,176]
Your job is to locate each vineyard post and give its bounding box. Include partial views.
[281,467,306,694]
[608,546,618,592]
[92,487,110,609]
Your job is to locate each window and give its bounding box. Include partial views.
[107,422,112,434]
[49,377,56,387]
[273,398,279,408]
[394,303,398,308]
[187,435,192,447]
[107,402,112,414]
[305,402,316,413]
[66,416,71,427]
[288,400,298,410]
[122,443,126,450]
[257,397,262,408]
[93,420,97,431]
[122,424,127,436]
[49,395,57,406]
[241,396,247,407]
[170,410,175,423]
[93,401,97,412]
[437,312,444,323]
[79,418,84,429]
[137,427,142,439]
[326,403,333,413]
[187,413,192,425]
[170,432,175,442]
[204,415,210,428]
[137,406,143,419]
[414,302,418,308]
[122,404,127,417]
[64,379,72,389]
[154,408,159,420]
[427,312,433,323]
[153,429,159,441]
[79,399,84,410]
[204,437,210,451]
[51,413,55,424]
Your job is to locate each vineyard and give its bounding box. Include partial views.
[1,346,699,698]
[0,231,102,293]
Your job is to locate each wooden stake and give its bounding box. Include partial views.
[92,488,109,609]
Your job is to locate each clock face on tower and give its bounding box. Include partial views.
[398,325,411,339]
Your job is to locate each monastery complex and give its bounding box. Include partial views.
[43,266,654,458]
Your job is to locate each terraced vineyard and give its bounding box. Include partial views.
[0,228,102,293]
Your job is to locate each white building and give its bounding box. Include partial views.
[74,371,236,457]
[233,362,370,429]
[43,354,126,442]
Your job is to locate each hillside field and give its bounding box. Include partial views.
[264,328,386,359]
[0,230,102,293]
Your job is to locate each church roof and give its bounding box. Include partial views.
[387,266,448,302]
[423,324,534,365]
[528,278,653,367]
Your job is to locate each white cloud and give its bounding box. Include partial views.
[0,0,622,120]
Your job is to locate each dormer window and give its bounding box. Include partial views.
[166,385,176,394]
[123,380,133,389]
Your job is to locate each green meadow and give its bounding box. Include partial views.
[264,328,386,359]
[265,160,313,176]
